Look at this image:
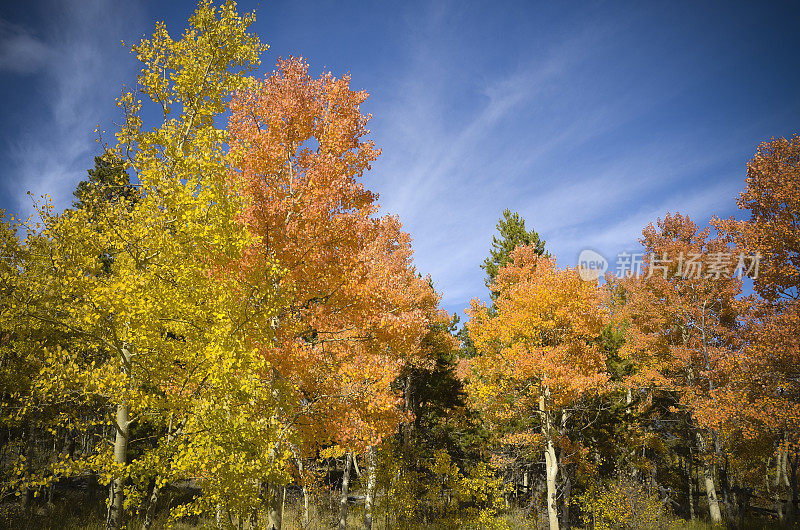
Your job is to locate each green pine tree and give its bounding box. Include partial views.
[481,208,546,296]
[72,153,137,212]
[71,154,137,272]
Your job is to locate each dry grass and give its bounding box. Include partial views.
[0,499,790,529]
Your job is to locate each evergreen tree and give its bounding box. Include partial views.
[455,316,477,358]
[72,153,137,212]
[481,209,546,296]
[71,154,137,273]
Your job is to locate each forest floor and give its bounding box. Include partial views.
[0,500,790,530]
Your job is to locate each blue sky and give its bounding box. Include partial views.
[1,1,798,316]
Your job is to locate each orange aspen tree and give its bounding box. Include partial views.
[714,134,800,524]
[618,213,746,524]
[714,134,799,304]
[463,246,608,530]
[227,57,443,525]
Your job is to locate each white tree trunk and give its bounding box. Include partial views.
[107,343,131,530]
[142,477,161,529]
[295,454,309,528]
[364,446,376,530]
[702,461,722,524]
[215,504,223,529]
[539,386,559,530]
[268,483,283,530]
[560,464,571,529]
[106,402,129,530]
[544,437,560,530]
[697,433,722,524]
[302,483,309,528]
[775,439,790,524]
[339,452,352,530]
[687,455,696,520]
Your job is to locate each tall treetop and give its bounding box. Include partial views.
[72,154,137,213]
[714,134,800,303]
[481,208,546,293]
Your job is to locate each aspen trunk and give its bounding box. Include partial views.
[268,483,283,530]
[775,450,785,523]
[142,479,161,529]
[714,434,736,527]
[774,438,791,525]
[625,387,637,477]
[107,343,132,530]
[687,454,695,520]
[544,437,559,530]
[295,455,309,528]
[698,309,723,524]
[523,467,529,493]
[281,485,286,525]
[364,446,376,530]
[782,439,793,526]
[557,410,570,529]
[339,452,352,530]
[539,386,559,530]
[696,432,722,524]
[246,480,262,529]
[265,441,283,530]
[702,459,722,524]
[302,483,309,528]
[788,447,798,526]
[106,402,130,530]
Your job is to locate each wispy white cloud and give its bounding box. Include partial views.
[2,0,142,218]
[367,16,615,311]
[375,21,603,219]
[367,3,748,315]
[554,177,742,260]
[0,19,50,74]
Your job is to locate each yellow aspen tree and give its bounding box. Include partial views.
[13,2,284,527]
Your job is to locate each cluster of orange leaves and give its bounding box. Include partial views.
[462,246,608,433]
[227,57,452,453]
